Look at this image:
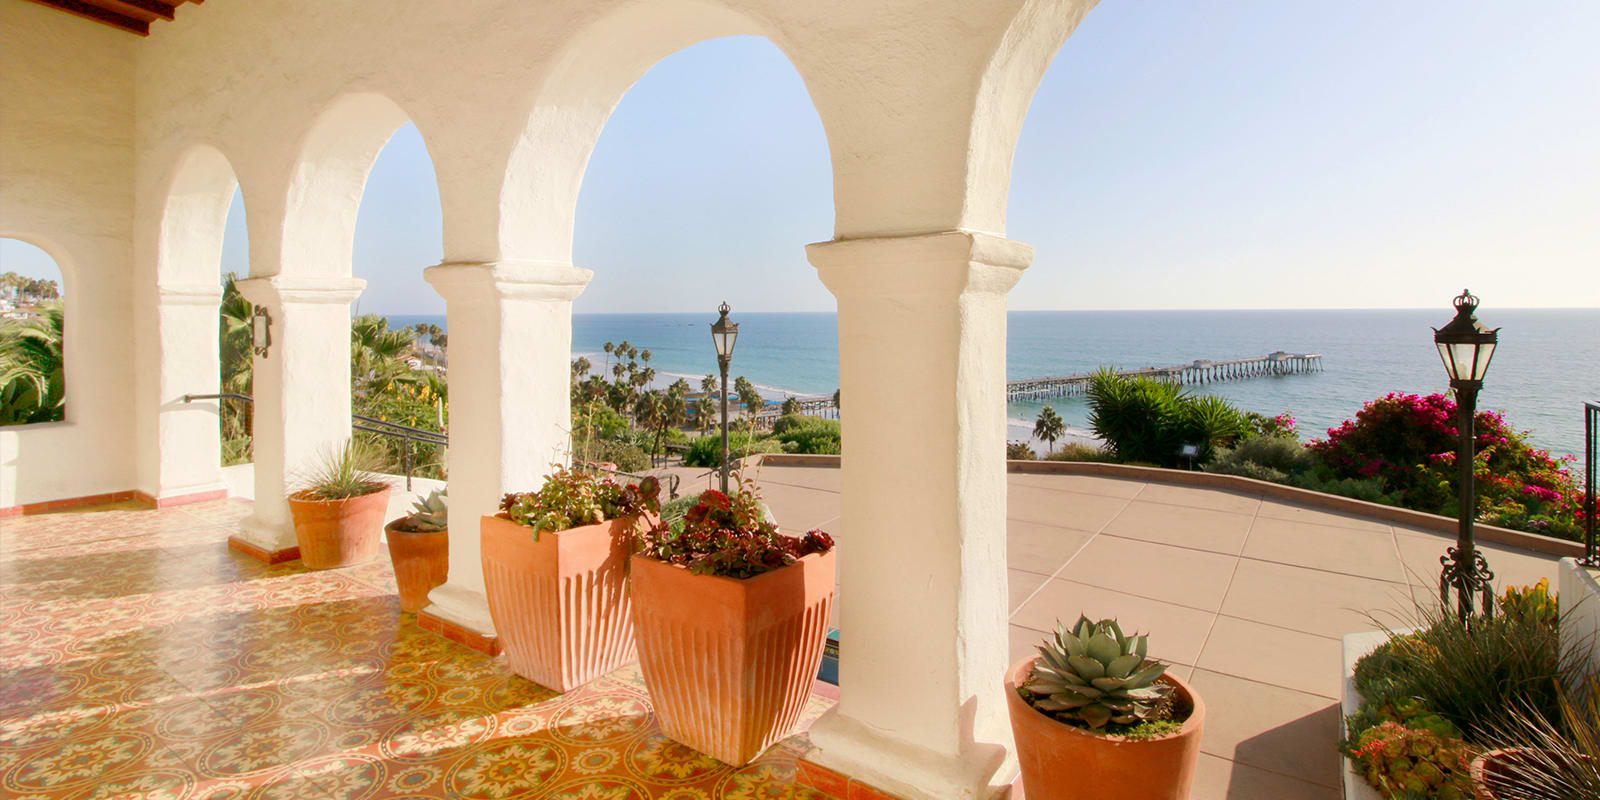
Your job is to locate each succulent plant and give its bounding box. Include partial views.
[1499,578,1558,626]
[1348,721,1474,800]
[1024,616,1173,730]
[402,488,447,532]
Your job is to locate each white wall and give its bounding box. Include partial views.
[0,1,138,508]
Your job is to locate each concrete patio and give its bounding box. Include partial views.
[0,464,1570,798]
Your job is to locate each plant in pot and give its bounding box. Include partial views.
[384,488,449,613]
[630,476,835,766]
[485,465,660,692]
[287,441,391,570]
[1006,616,1206,800]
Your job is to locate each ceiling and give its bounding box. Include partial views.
[24,0,203,37]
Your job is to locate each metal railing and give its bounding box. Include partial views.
[184,392,678,498]
[1583,401,1599,567]
[184,393,446,491]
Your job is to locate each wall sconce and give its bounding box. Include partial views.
[251,305,272,358]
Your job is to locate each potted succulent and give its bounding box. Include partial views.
[384,488,449,613]
[1006,617,1206,800]
[484,466,660,692]
[630,477,835,766]
[287,442,391,570]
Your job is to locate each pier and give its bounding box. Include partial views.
[1004,351,1322,403]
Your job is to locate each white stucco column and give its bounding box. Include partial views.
[418,260,592,643]
[230,275,364,559]
[137,283,227,504]
[805,231,1031,800]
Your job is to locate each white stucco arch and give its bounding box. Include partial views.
[491,0,827,264]
[0,234,73,422]
[157,144,240,285]
[277,91,421,279]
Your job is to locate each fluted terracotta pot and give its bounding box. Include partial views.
[384,520,448,613]
[1005,655,1205,800]
[630,551,835,766]
[287,486,391,570]
[480,513,645,692]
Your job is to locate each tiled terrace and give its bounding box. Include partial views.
[0,466,1569,799]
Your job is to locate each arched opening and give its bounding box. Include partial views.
[0,238,66,426]
[568,34,836,474]
[348,121,446,482]
[218,188,251,466]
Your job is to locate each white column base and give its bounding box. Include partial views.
[229,510,300,563]
[807,708,1018,800]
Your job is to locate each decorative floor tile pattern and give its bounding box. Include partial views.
[0,500,833,799]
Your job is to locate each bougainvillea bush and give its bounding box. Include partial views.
[1309,392,1588,541]
[635,477,833,579]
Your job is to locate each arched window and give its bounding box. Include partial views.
[0,238,66,425]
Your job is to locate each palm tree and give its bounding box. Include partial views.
[782,396,801,416]
[218,274,256,450]
[1034,406,1066,454]
[350,314,417,396]
[0,302,65,425]
[734,376,763,424]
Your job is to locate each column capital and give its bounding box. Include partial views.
[156,283,224,305]
[234,275,366,306]
[807,230,1033,299]
[424,260,593,303]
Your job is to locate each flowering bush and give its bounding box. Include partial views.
[499,466,660,538]
[1310,393,1587,541]
[635,477,834,579]
[1245,411,1300,440]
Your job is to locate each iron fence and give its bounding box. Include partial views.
[1584,401,1599,567]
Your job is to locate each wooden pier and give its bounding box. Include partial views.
[1004,351,1322,403]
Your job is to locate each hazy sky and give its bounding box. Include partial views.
[3,1,1595,312]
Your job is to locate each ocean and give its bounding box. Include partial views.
[384,309,1599,462]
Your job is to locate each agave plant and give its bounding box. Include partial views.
[1025,616,1173,730]
[402,488,447,532]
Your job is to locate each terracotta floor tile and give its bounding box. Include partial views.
[1005,520,1092,577]
[1256,500,1392,533]
[1058,535,1238,611]
[1188,668,1343,788]
[1196,616,1343,698]
[1008,569,1047,613]
[1241,516,1405,583]
[1012,578,1216,666]
[1102,500,1254,555]
[1136,482,1263,515]
[1007,485,1130,533]
[1192,753,1341,800]
[1009,473,1146,498]
[1392,528,1565,593]
[1221,558,1417,639]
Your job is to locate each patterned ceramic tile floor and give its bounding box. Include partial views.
[0,499,833,799]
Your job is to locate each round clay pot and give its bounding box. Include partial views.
[1005,655,1205,800]
[384,519,448,613]
[1470,747,1592,799]
[286,486,391,569]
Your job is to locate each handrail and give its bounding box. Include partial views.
[1583,401,1599,567]
[185,392,446,491]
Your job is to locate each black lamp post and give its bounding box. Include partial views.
[1433,289,1500,618]
[711,302,739,493]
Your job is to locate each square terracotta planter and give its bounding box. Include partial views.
[480,513,641,692]
[630,550,836,766]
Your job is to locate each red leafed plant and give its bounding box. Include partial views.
[635,475,834,579]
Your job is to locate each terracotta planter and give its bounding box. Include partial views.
[630,551,835,766]
[287,486,391,569]
[1005,655,1205,800]
[384,519,448,613]
[1470,747,1591,799]
[480,513,643,692]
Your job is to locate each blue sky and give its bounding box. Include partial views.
[4,1,1596,312]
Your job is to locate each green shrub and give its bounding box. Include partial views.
[1351,600,1566,743]
[1206,461,1290,483]
[588,439,650,472]
[1086,370,1249,466]
[1006,441,1037,460]
[1289,469,1396,505]
[683,431,784,467]
[1043,443,1116,463]
[771,415,841,455]
[1206,434,1317,476]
